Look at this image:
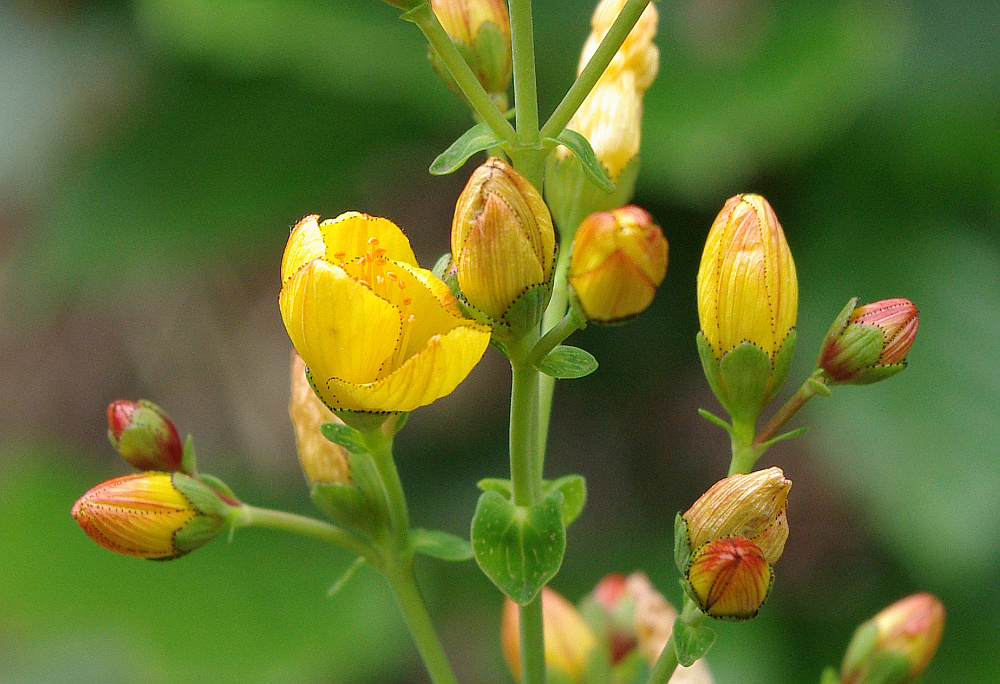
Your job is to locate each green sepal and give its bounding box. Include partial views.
[197,473,237,502]
[332,409,401,435]
[672,616,716,667]
[674,513,691,574]
[850,362,907,386]
[471,489,566,605]
[430,121,504,176]
[171,472,229,554]
[545,130,614,192]
[819,297,860,354]
[819,666,841,684]
[476,475,586,527]
[432,252,453,280]
[180,434,198,475]
[498,282,554,341]
[320,422,367,455]
[718,341,774,426]
[174,511,227,555]
[535,345,598,379]
[327,556,366,597]
[310,452,388,539]
[696,332,727,415]
[411,528,474,562]
[858,651,913,684]
[766,328,797,406]
[841,621,879,678]
[172,472,231,518]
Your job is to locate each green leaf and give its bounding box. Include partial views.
[544,475,587,527]
[411,528,474,562]
[430,121,503,175]
[536,345,598,379]
[674,513,691,574]
[477,478,513,498]
[471,489,566,605]
[326,556,366,597]
[672,617,716,667]
[320,422,367,454]
[547,129,614,192]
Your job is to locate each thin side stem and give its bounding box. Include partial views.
[646,598,708,684]
[386,560,460,684]
[234,504,377,564]
[755,370,829,448]
[527,311,582,369]
[408,3,517,145]
[539,0,652,140]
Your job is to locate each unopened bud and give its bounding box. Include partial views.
[696,194,798,426]
[107,399,184,472]
[71,472,234,560]
[452,157,555,338]
[685,536,773,620]
[819,298,918,385]
[569,206,668,323]
[841,593,945,684]
[429,0,512,110]
[290,352,350,485]
[501,587,598,683]
[682,467,790,565]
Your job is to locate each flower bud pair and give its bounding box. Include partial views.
[818,297,919,385]
[696,194,798,428]
[568,206,668,324]
[72,472,236,560]
[429,0,512,111]
[451,157,556,339]
[840,593,945,684]
[678,467,791,620]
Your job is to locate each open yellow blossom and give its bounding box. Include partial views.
[280,212,491,413]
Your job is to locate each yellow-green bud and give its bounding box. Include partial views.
[451,157,555,338]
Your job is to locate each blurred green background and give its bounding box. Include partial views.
[2,0,997,682]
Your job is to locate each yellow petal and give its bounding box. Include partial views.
[279,259,401,387]
[573,251,655,321]
[281,215,326,284]
[318,212,418,267]
[320,324,491,412]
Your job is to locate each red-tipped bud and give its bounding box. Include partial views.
[819,298,919,385]
[107,400,184,472]
[684,536,773,620]
[841,593,945,684]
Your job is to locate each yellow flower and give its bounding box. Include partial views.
[501,587,598,683]
[71,472,229,560]
[280,212,491,413]
[683,467,791,565]
[452,158,555,334]
[569,205,668,323]
[289,351,350,485]
[697,194,797,361]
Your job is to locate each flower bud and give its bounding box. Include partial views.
[684,536,773,620]
[71,472,234,560]
[107,399,184,472]
[696,194,798,426]
[452,157,555,337]
[290,352,350,485]
[501,587,598,683]
[568,206,668,323]
[583,573,638,665]
[429,0,512,110]
[840,593,945,684]
[682,467,790,565]
[818,298,919,385]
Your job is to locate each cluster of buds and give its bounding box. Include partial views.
[568,205,668,324]
[839,593,945,684]
[428,0,512,111]
[818,297,919,385]
[73,400,238,559]
[501,574,715,683]
[678,467,791,620]
[546,0,660,230]
[696,194,798,429]
[450,157,556,339]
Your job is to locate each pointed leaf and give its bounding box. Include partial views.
[327,556,366,597]
[547,129,614,192]
[320,422,367,454]
[536,345,598,379]
[544,474,587,527]
[430,121,503,176]
[471,489,566,605]
[672,617,716,667]
[411,528,474,562]
[477,478,513,498]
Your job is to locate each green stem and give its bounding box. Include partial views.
[538,0,652,141]
[527,311,582,368]
[365,428,412,552]
[507,0,546,188]
[519,595,547,684]
[535,238,576,463]
[233,504,378,565]
[407,3,517,145]
[755,370,829,449]
[646,598,708,684]
[385,560,460,684]
[728,418,759,476]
